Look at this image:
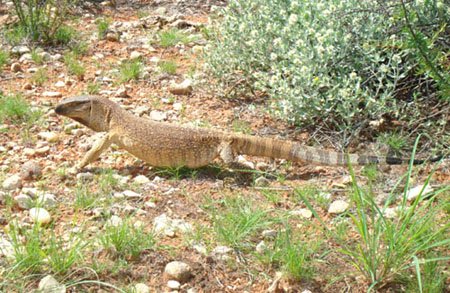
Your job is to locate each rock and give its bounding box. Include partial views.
[262,229,277,239]
[191,45,203,54]
[169,79,193,95]
[76,172,94,182]
[0,238,15,260]
[23,83,33,90]
[14,194,33,209]
[106,31,120,42]
[149,110,167,121]
[11,62,22,72]
[20,161,42,180]
[153,213,174,235]
[255,241,267,254]
[12,45,30,54]
[107,215,123,227]
[290,208,312,219]
[55,80,65,87]
[37,193,57,208]
[42,91,63,98]
[383,207,398,219]
[38,275,66,293]
[145,200,157,208]
[51,53,62,61]
[155,7,167,15]
[328,200,350,214]
[150,56,160,63]
[236,155,255,169]
[406,184,433,201]
[173,102,183,111]
[254,176,270,187]
[167,280,181,290]
[22,187,38,197]
[133,175,150,185]
[134,283,150,293]
[192,243,207,255]
[212,245,233,256]
[130,51,143,59]
[35,146,50,155]
[2,174,22,190]
[122,190,142,199]
[38,131,59,142]
[116,86,128,98]
[29,208,52,225]
[39,51,51,61]
[164,261,192,282]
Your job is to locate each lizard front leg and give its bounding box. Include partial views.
[77,133,113,168]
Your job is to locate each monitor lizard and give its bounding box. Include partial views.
[54,95,435,169]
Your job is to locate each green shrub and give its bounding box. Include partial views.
[0,50,9,72]
[96,17,110,40]
[11,0,72,44]
[157,28,191,48]
[54,25,76,45]
[205,0,449,132]
[0,94,40,124]
[158,60,177,75]
[64,53,85,78]
[119,59,143,82]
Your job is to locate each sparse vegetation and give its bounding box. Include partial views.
[157,28,191,48]
[96,17,111,40]
[0,49,9,71]
[64,52,85,79]
[31,67,48,86]
[158,60,177,75]
[119,59,143,82]
[0,93,40,125]
[30,48,44,64]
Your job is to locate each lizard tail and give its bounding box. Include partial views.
[232,135,441,166]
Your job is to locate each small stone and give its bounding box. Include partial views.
[22,187,38,197]
[35,146,50,155]
[172,102,183,111]
[55,80,65,87]
[42,91,63,98]
[51,53,62,61]
[38,275,66,293]
[328,200,350,214]
[254,176,270,187]
[11,62,22,72]
[122,190,142,199]
[19,53,33,62]
[2,174,22,190]
[145,201,157,208]
[149,110,167,121]
[23,83,33,90]
[406,184,433,201]
[106,31,120,42]
[164,261,192,282]
[155,7,167,15]
[169,79,193,95]
[150,56,160,63]
[133,175,150,185]
[38,131,59,142]
[236,155,255,169]
[39,51,51,61]
[256,241,267,254]
[12,45,30,54]
[191,45,203,54]
[212,245,233,255]
[107,215,123,227]
[192,243,207,255]
[37,193,57,208]
[153,213,173,234]
[290,208,313,219]
[0,238,15,260]
[130,51,143,59]
[167,280,181,290]
[14,194,33,209]
[134,283,150,293]
[116,86,128,98]
[76,172,94,182]
[383,207,398,219]
[262,229,277,239]
[29,207,52,225]
[20,161,42,180]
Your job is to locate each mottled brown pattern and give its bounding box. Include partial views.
[55,96,413,168]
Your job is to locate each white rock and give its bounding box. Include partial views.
[145,201,157,208]
[37,193,57,208]
[169,79,193,95]
[406,184,433,201]
[153,213,173,234]
[133,175,150,185]
[192,243,207,255]
[0,238,15,260]
[38,131,59,142]
[173,102,183,111]
[212,245,233,255]
[38,275,66,293]
[383,207,398,219]
[172,219,193,234]
[254,176,270,187]
[149,110,167,121]
[76,172,94,182]
[328,200,350,214]
[262,229,277,239]
[134,283,150,293]
[167,280,181,290]
[29,208,52,225]
[155,7,167,15]
[164,261,192,282]
[2,174,22,190]
[12,45,30,54]
[107,215,123,227]
[42,91,63,98]
[150,56,160,63]
[130,51,143,59]
[256,241,267,254]
[290,208,312,219]
[122,190,142,199]
[14,194,33,209]
[21,187,38,197]
[55,80,66,87]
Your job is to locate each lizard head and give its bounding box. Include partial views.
[55,95,116,132]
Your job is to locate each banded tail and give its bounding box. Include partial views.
[231,134,439,166]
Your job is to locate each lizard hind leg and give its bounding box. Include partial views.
[219,141,235,165]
